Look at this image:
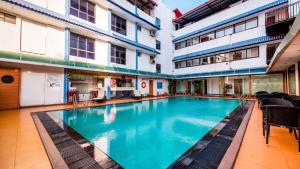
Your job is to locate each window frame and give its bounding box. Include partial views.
[111,44,126,65]
[70,0,95,23]
[111,14,127,36]
[70,32,95,59]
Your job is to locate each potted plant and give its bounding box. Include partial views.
[223,84,232,96]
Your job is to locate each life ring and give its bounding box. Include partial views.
[141,82,146,88]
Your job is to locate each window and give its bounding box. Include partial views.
[175,62,179,69]
[192,58,200,66]
[180,61,186,68]
[201,58,208,65]
[137,24,142,31]
[111,14,127,35]
[246,47,259,58]
[175,42,181,50]
[200,32,215,42]
[209,56,216,64]
[156,40,161,50]
[235,21,246,33]
[180,41,186,48]
[225,53,233,62]
[137,51,142,57]
[186,39,193,47]
[186,60,192,67]
[156,64,161,73]
[70,33,95,59]
[246,18,258,29]
[192,36,200,45]
[216,29,225,38]
[216,54,226,63]
[111,44,126,65]
[224,26,234,36]
[70,0,95,23]
[0,12,16,24]
[157,82,163,89]
[233,50,247,60]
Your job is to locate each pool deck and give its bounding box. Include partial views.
[0,98,299,169]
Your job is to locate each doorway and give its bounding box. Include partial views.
[149,80,153,96]
[0,68,19,110]
[234,79,243,95]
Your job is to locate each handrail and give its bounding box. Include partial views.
[72,93,78,110]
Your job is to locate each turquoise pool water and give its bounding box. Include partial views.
[53,97,240,169]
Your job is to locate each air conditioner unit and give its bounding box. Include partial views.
[150,55,155,64]
[149,30,156,37]
[150,59,156,64]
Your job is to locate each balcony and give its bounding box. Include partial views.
[265,1,300,35]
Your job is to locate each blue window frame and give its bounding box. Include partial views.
[157,82,163,89]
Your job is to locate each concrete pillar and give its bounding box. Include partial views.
[104,77,111,100]
[185,80,189,95]
[295,63,299,96]
[220,77,225,96]
[248,75,252,97]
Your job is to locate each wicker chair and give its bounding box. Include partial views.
[260,98,294,136]
[264,106,300,153]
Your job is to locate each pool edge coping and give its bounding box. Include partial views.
[217,100,255,169]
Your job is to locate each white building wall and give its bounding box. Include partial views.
[0,17,20,52]
[20,67,64,107]
[25,0,66,15]
[207,78,221,95]
[173,0,278,37]
[137,78,169,96]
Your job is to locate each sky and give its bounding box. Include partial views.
[162,0,208,13]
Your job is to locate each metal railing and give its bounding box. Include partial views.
[266,43,280,64]
[266,1,300,26]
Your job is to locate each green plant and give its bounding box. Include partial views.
[223,84,232,96]
[168,80,176,95]
[194,81,202,95]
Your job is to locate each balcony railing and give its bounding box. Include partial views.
[266,1,300,26]
[266,43,280,64]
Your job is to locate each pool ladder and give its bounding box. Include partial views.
[73,93,78,110]
[239,95,247,107]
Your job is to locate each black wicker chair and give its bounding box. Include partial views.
[255,91,269,96]
[261,98,294,136]
[264,106,300,153]
[271,92,290,99]
[257,94,279,108]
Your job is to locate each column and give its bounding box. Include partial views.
[185,80,189,95]
[104,77,111,100]
[296,63,299,96]
[63,28,70,103]
[248,75,252,97]
[220,77,225,96]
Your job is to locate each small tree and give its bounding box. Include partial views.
[194,81,202,95]
[168,80,176,95]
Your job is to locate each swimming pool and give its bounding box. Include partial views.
[51,97,240,169]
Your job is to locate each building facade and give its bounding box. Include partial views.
[0,0,299,109]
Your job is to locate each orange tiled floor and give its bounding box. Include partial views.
[0,99,299,169]
[234,102,300,169]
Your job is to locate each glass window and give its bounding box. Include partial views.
[157,82,163,89]
[216,29,225,38]
[111,44,126,65]
[246,18,258,29]
[186,39,193,47]
[209,56,216,64]
[111,14,127,35]
[70,0,95,23]
[175,62,179,69]
[186,60,193,67]
[156,64,161,73]
[201,58,208,65]
[175,42,181,50]
[225,53,233,62]
[252,74,283,93]
[246,47,259,58]
[69,33,95,59]
[200,32,215,42]
[216,54,226,63]
[180,41,186,48]
[224,26,234,36]
[288,66,296,95]
[235,22,246,33]
[156,40,161,50]
[192,36,200,45]
[180,61,186,68]
[233,50,246,60]
[192,58,200,66]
